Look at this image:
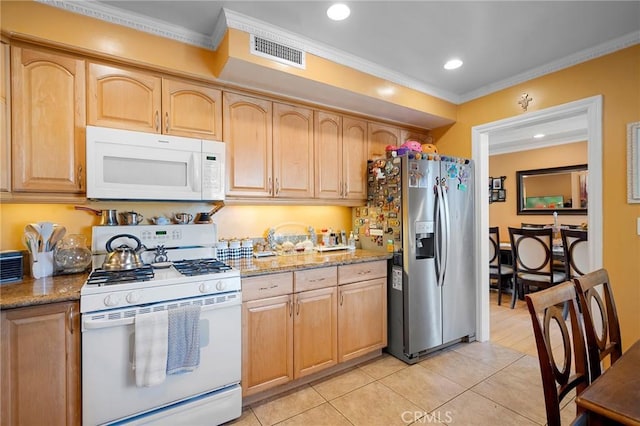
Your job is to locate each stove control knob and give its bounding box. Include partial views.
[104,294,121,307]
[126,291,141,304]
[215,280,226,291]
[199,282,214,293]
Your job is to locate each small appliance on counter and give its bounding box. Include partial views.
[0,251,24,284]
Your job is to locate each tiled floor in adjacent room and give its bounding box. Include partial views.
[229,292,577,425]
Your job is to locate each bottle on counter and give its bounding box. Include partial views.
[348,232,356,251]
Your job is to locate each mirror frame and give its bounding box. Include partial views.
[516,164,588,215]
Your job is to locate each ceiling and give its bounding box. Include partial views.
[39,1,639,142]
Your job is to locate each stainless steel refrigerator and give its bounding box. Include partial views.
[358,154,476,363]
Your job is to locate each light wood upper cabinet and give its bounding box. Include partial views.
[342,116,368,200]
[88,64,222,139]
[1,301,80,426]
[368,121,400,160]
[293,286,338,379]
[11,47,86,193]
[400,128,432,146]
[224,92,273,197]
[315,113,367,200]
[1,43,10,193]
[162,78,222,140]
[224,93,313,199]
[314,111,342,199]
[88,63,161,133]
[273,102,314,198]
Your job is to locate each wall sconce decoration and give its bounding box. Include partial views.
[518,93,533,111]
[489,176,507,203]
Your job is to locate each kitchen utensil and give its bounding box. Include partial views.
[120,211,144,226]
[38,222,54,251]
[174,213,193,224]
[150,216,170,225]
[195,202,225,224]
[48,225,67,251]
[74,206,119,226]
[102,234,146,271]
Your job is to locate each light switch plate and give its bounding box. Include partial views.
[637,217,640,235]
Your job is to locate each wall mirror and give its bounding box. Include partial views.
[516,164,588,215]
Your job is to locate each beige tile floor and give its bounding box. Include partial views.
[228,291,579,425]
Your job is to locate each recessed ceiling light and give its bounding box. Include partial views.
[444,58,463,70]
[533,133,545,139]
[327,3,350,21]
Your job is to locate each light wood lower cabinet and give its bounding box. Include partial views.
[241,262,386,397]
[337,278,388,362]
[1,301,80,426]
[293,286,338,378]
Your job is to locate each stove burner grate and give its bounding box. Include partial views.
[86,265,154,286]
[173,258,232,276]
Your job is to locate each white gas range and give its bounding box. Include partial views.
[81,224,242,426]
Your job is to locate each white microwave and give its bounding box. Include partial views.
[86,126,225,201]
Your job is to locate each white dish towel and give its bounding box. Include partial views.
[134,309,169,387]
[167,305,201,375]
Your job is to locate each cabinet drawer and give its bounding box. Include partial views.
[242,272,293,301]
[338,260,387,285]
[294,266,337,292]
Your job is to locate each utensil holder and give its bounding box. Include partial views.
[31,251,54,279]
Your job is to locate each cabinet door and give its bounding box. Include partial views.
[314,111,342,199]
[1,42,9,193]
[294,287,338,379]
[343,116,368,200]
[88,63,161,133]
[1,302,80,426]
[223,92,273,197]
[162,78,222,140]
[273,102,314,198]
[400,128,432,145]
[368,121,400,160]
[242,295,293,396]
[338,278,387,362]
[11,47,86,193]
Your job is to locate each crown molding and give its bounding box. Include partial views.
[36,0,216,50]
[460,31,640,103]
[34,1,640,105]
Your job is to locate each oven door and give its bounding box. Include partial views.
[81,293,241,425]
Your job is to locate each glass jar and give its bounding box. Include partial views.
[54,234,92,274]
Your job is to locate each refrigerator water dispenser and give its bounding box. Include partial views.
[415,221,434,259]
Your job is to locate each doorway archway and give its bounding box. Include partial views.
[472,95,603,341]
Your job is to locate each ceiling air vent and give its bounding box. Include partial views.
[250,34,306,69]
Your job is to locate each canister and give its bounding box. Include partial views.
[241,238,253,258]
[216,240,229,262]
[228,239,241,260]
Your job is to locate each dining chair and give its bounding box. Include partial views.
[561,228,589,279]
[489,227,513,305]
[508,227,567,309]
[525,281,589,426]
[573,268,622,380]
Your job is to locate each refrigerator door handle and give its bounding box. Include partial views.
[441,183,451,286]
[435,181,446,287]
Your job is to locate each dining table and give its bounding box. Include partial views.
[575,339,640,425]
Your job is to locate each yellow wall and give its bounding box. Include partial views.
[436,45,640,349]
[0,203,353,250]
[489,142,588,238]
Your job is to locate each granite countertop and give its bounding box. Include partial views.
[0,272,87,310]
[228,249,392,277]
[0,249,391,309]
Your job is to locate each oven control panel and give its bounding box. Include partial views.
[91,224,217,252]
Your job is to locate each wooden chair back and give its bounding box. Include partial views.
[525,281,589,426]
[561,228,589,279]
[489,227,500,268]
[489,227,512,305]
[573,268,622,380]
